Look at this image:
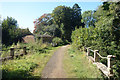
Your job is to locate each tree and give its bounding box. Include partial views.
[52,6,73,41]
[2,17,18,45]
[82,10,96,27]
[34,4,83,42]
[33,13,62,38]
[44,24,59,36]
[33,13,53,34]
[2,17,32,46]
[72,3,84,28]
[112,2,120,45]
[52,4,83,41]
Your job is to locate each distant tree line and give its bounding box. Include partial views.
[2,17,32,46]
[33,3,84,42]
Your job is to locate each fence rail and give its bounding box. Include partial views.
[84,47,116,79]
[0,47,27,61]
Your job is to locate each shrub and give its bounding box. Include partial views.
[52,37,63,46]
[71,27,120,78]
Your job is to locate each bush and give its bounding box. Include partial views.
[71,27,120,78]
[52,37,63,46]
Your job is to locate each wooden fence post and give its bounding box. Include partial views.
[107,55,115,76]
[23,47,27,55]
[87,48,90,56]
[10,48,14,59]
[94,50,99,62]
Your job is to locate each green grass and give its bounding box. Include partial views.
[64,46,103,78]
[2,42,61,80]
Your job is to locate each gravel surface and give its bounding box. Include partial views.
[41,45,69,78]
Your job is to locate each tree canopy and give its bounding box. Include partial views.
[2,17,32,46]
[34,3,84,42]
[82,10,96,27]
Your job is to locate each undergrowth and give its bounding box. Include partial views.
[2,41,60,80]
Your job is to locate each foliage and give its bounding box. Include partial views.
[72,3,83,28]
[33,14,53,34]
[71,2,120,78]
[33,13,62,38]
[2,17,17,45]
[64,46,103,78]
[82,10,96,27]
[52,37,63,46]
[34,3,84,42]
[52,4,84,41]
[2,17,32,46]
[72,25,120,79]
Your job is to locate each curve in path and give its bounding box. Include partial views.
[41,45,69,78]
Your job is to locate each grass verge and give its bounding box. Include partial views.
[63,46,103,78]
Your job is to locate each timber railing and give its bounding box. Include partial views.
[0,47,27,61]
[84,47,116,79]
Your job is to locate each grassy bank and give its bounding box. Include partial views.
[64,46,103,78]
[2,42,60,80]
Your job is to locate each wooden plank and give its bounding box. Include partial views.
[94,62,111,77]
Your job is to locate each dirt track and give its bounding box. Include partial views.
[41,45,69,78]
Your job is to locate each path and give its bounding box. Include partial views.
[41,45,69,78]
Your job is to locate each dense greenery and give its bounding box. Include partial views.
[2,41,60,79]
[71,2,120,78]
[33,3,84,42]
[82,10,96,27]
[52,37,63,46]
[2,17,32,46]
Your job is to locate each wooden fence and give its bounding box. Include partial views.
[84,47,116,79]
[0,47,27,61]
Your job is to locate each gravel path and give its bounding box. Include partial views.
[41,45,69,78]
